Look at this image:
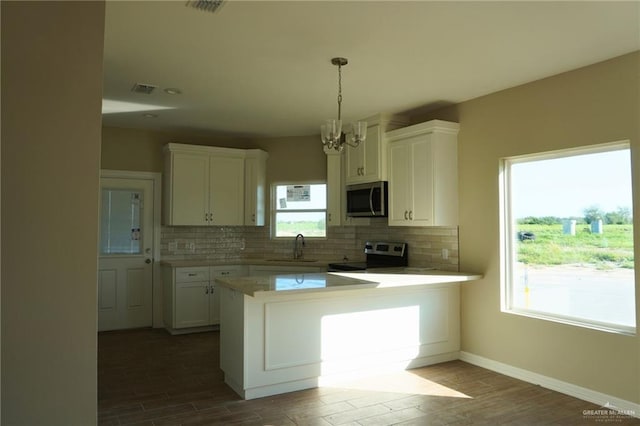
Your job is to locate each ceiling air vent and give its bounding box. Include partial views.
[131,83,157,95]
[187,0,224,14]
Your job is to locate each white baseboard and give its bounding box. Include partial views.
[459,351,640,419]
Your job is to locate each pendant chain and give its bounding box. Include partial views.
[337,64,342,122]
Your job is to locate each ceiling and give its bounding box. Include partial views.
[102,1,640,139]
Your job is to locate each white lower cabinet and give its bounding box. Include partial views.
[163,265,247,333]
[175,280,212,328]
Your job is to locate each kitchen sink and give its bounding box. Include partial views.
[265,258,319,263]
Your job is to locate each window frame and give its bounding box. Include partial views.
[270,181,328,240]
[499,140,636,335]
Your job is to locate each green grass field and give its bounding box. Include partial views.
[516,224,634,269]
[277,221,326,237]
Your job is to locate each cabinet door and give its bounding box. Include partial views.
[326,151,342,226]
[388,140,412,226]
[169,153,209,225]
[361,124,381,182]
[345,124,382,184]
[344,140,365,184]
[209,156,244,225]
[244,154,267,226]
[409,135,434,226]
[175,281,210,328]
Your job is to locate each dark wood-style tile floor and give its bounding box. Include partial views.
[98,328,639,425]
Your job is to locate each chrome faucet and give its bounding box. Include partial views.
[293,233,305,259]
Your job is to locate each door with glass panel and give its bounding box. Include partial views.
[98,177,154,331]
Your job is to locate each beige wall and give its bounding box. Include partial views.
[249,135,327,184]
[1,2,105,424]
[102,128,327,182]
[101,126,252,172]
[420,52,640,403]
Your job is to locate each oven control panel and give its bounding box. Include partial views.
[364,242,406,257]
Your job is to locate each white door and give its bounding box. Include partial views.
[98,177,154,331]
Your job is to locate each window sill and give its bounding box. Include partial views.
[502,307,636,336]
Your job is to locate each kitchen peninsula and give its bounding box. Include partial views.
[216,270,481,400]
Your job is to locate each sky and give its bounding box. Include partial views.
[510,148,633,219]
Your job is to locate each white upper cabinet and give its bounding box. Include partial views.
[209,155,244,225]
[244,150,269,226]
[344,115,407,185]
[386,120,459,227]
[325,149,342,226]
[163,143,267,226]
[166,152,211,225]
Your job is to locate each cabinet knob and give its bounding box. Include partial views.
[409,210,413,220]
[205,287,209,294]
[404,210,408,220]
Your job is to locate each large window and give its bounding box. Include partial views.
[272,183,327,238]
[500,142,636,334]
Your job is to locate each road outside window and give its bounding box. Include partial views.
[500,142,636,334]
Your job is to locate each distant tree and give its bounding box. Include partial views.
[605,206,632,225]
[583,205,605,224]
[518,216,562,225]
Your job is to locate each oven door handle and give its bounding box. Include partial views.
[369,186,376,216]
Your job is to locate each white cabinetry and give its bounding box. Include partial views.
[244,150,268,226]
[325,149,342,226]
[163,264,247,333]
[344,115,407,185]
[163,143,267,226]
[386,120,459,227]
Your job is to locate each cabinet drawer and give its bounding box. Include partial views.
[211,265,246,278]
[175,267,210,283]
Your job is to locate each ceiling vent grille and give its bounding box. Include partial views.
[131,83,157,95]
[187,0,224,14]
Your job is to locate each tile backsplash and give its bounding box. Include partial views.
[161,219,459,271]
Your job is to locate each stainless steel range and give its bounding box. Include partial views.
[328,242,408,272]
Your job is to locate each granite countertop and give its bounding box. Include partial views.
[215,269,482,298]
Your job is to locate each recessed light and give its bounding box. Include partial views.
[164,88,182,95]
[143,113,158,118]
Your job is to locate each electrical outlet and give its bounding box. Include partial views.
[442,248,449,260]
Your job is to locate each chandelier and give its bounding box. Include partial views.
[320,57,367,152]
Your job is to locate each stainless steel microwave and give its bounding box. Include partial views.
[346,181,388,217]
